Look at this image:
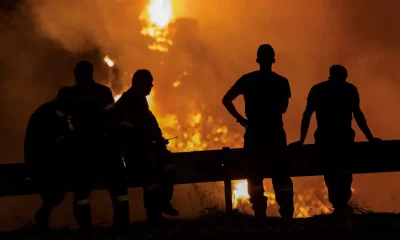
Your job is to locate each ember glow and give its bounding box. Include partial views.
[139,0,174,52]
[103,55,114,67]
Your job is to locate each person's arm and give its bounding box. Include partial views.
[352,88,375,141]
[299,102,314,144]
[279,78,291,114]
[299,87,316,144]
[222,77,247,127]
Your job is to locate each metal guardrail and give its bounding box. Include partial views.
[1,140,399,212]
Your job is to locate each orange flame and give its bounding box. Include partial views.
[139,0,174,52]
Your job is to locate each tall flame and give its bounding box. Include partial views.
[139,0,174,52]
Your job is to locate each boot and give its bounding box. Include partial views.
[144,189,165,225]
[332,206,354,227]
[251,196,268,221]
[162,201,179,216]
[113,201,130,228]
[73,204,92,230]
[34,207,51,229]
[146,207,167,226]
[279,206,294,220]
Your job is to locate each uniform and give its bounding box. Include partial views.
[24,88,72,228]
[66,81,129,228]
[114,88,175,222]
[229,70,294,218]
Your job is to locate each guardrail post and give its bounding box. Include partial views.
[224,178,233,213]
[222,147,233,213]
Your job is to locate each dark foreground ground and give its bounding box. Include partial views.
[2,211,400,240]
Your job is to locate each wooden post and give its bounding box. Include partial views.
[224,178,233,213]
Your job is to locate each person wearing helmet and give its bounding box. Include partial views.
[222,44,294,220]
[292,65,381,218]
[113,69,179,224]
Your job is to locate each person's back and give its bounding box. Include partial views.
[68,81,114,140]
[293,64,381,217]
[24,88,71,171]
[24,87,72,229]
[311,81,358,132]
[25,101,58,167]
[236,70,290,131]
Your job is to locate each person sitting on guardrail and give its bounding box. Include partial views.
[66,61,129,229]
[291,64,381,219]
[24,86,72,229]
[112,69,179,224]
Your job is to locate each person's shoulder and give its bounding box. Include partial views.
[306,81,328,97]
[272,72,289,82]
[313,80,329,89]
[37,101,55,112]
[243,70,259,78]
[344,82,358,91]
[30,101,55,121]
[93,82,112,92]
[240,70,264,81]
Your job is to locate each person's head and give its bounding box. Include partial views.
[131,69,153,96]
[256,44,275,66]
[73,60,93,85]
[329,65,348,82]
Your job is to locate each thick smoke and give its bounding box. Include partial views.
[0,0,399,230]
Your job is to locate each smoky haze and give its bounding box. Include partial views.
[0,0,399,230]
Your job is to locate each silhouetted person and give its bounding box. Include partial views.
[113,69,179,224]
[222,44,294,220]
[292,65,381,216]
[24,87,72,229]
[66,60,129,229]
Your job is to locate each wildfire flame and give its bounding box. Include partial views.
[232,180,250,208]
[103,55,114,67]
[139,0,174,52]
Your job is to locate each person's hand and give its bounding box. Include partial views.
[236,117,248,128]
[162,138,169,146]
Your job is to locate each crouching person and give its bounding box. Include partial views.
[24,87,72,229]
